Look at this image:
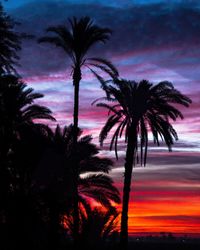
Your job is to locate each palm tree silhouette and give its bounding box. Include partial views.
[0,74,55,250]
[38,16,118,243]
[66,206,119,250]
[94,79,191,250]
[33,125,120,249]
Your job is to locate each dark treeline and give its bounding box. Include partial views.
[0,2,191,250]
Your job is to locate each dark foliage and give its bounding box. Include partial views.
[0,3,21,74]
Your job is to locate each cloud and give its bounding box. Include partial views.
[8,1,200,79]
[8,2,200,140]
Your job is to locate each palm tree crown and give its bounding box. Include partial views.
[38,16,118,80]
[38,16,118,135]
[96,79,192,163]
[46,125,120,211]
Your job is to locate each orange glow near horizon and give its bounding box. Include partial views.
[124,199,200,235]
[115,181,200,236]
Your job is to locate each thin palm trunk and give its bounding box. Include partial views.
[73,65,81,136]
[72,65,81,248]
[120,125,137,250]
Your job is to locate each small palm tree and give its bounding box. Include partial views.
[66,207,119,250]
[95,79,192,250]
[38,16,118,241]
[34,125,120,248]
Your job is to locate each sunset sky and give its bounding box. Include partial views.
[4,0,200,236]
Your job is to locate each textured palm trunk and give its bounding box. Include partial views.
[72,65,81,249]
[120,125,137,250]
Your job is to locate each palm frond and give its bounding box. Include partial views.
[22,104,56,122]
[87,57,119,78]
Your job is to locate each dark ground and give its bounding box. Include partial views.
[127,238,200,250]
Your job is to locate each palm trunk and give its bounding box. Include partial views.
[72,65,81,249]
[120,125,137,250]
[73,66,81,134]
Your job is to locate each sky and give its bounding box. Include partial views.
[2,0,200,236]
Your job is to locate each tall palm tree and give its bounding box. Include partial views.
[38,16,118,242]
[94,79,192,250]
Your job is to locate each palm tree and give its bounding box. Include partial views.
[0,74,55,203]
[94,79,192,250]
[0,74,55,250]
[33,125,120,249]
[38,16,118,242]
[66,207,119,250]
